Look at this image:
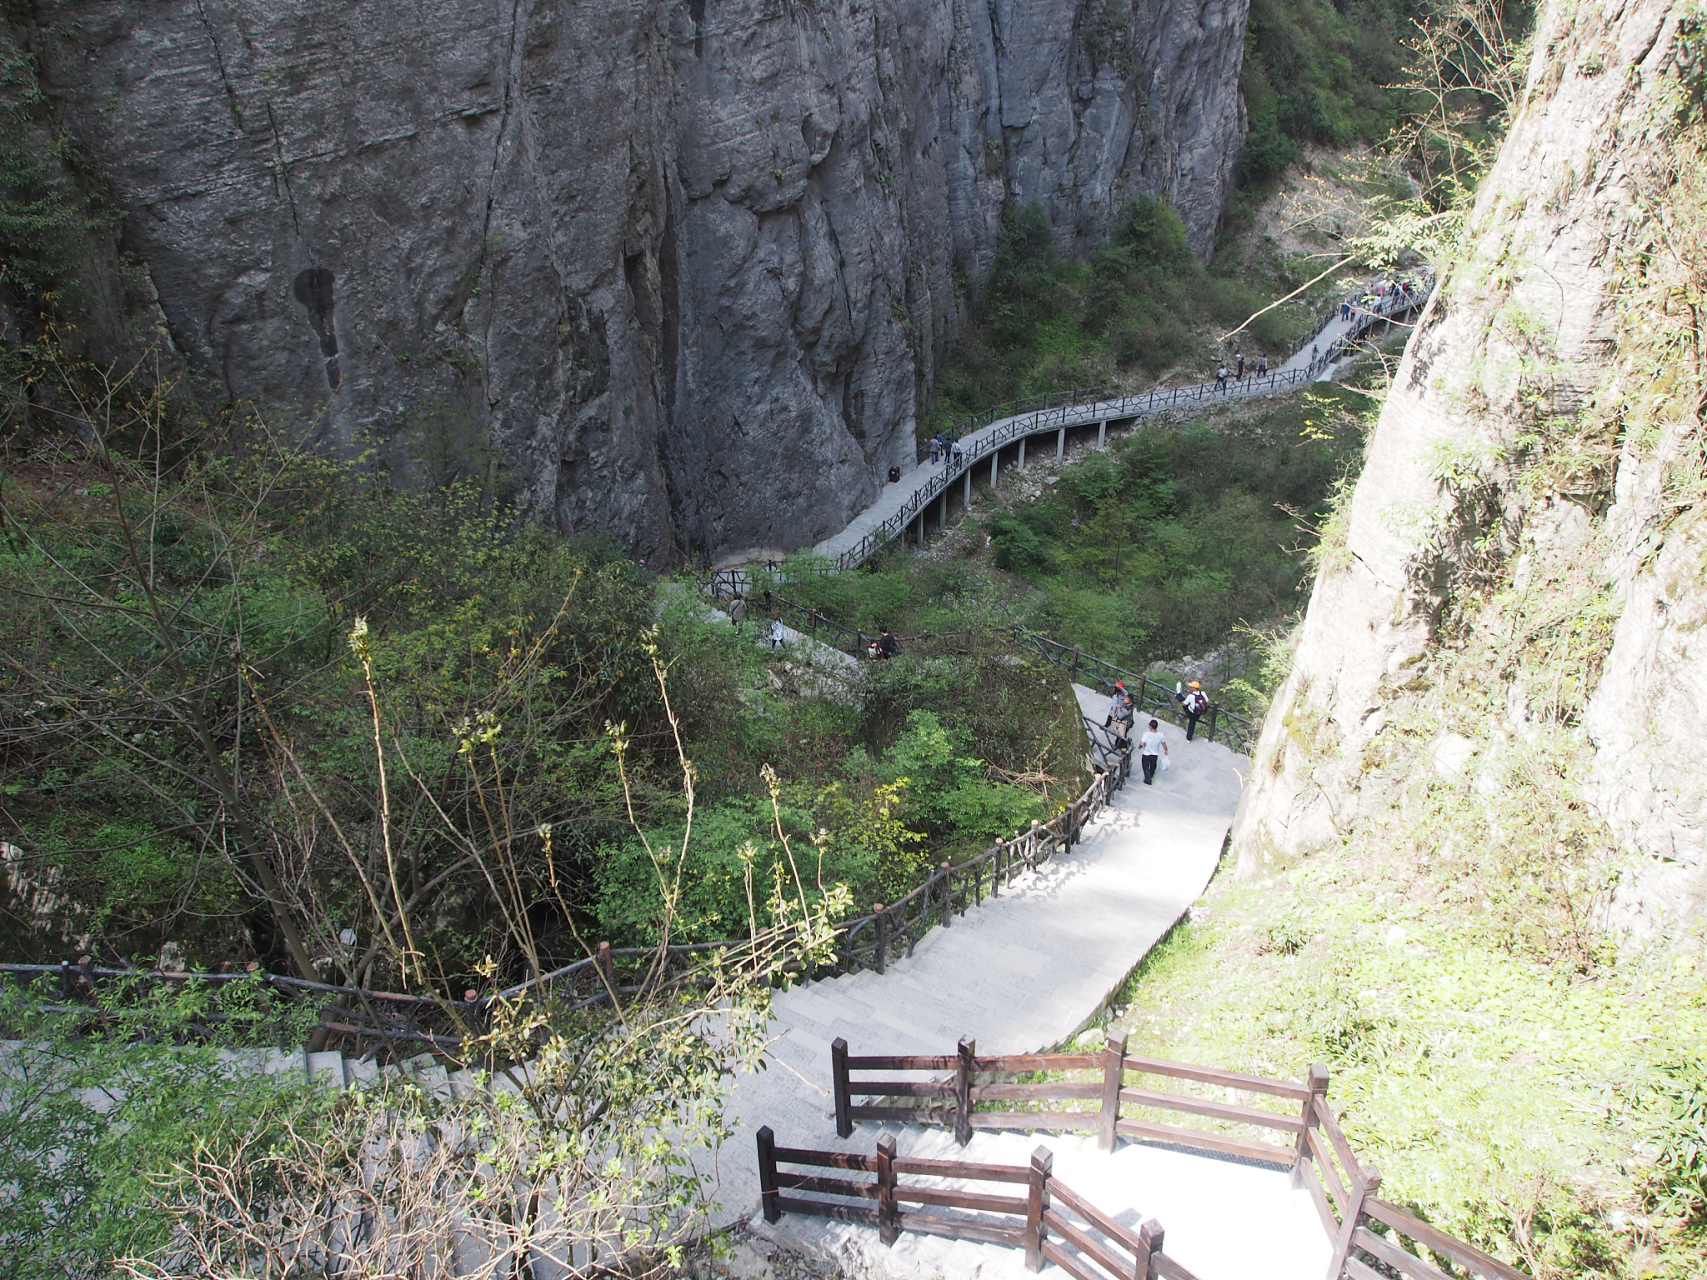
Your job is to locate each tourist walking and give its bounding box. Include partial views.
[1137,719,1168,785]
[1235,353,1244,379]
[930,434,942,464]
[1215,364,1228,391]
[877,626,900,659]
[1257,352,1268,375]
[1341,300,1350,321]
[1182,681,1210,741]
[950,439,964,466]
[769,615,786,651]
[1105,682,1135,733]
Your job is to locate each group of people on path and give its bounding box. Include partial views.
[929,433,965,467]
[1214,351,1268,392]
[1102,679,1213,785]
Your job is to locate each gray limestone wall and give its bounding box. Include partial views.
[19,0,1248,562]
[1228,0,1707,937]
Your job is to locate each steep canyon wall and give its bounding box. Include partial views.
[20,0,1247,562]
[1230,0,1707,940]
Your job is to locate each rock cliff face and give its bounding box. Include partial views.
[24,0,1247,562]
[1230,0,1707,938]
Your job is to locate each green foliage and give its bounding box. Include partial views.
[1114,866,1707,1279]
[1239,0,1418,184]
[878,711,1047,850]
[925,198,1315,440]
[0,975,330,1279]
[1,418,658,982]
[989,394,1368,667]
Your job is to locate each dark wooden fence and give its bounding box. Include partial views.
[3,741,1132,1057]
[821,1034,1526,1280]
[757,1127,1198,1280]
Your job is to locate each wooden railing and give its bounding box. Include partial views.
[757,1127,1199,1280]
[3,743,1132,1056]
[821,1034,1526,1280]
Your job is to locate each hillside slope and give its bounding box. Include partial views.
[1232,0,1707,939]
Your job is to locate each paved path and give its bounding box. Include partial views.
[809,285,1423,571]
[704,688,1329,1280]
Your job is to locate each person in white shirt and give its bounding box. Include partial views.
[1136,719,1168,785]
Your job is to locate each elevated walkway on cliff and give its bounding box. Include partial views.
[809,283,1426,572]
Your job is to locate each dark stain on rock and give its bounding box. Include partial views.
[292,266,342,390]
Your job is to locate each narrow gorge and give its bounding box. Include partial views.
[12,0,1246,562]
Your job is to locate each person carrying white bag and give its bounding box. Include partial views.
[1137,719,1169,786]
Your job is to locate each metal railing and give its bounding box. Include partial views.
[834,284,1428,572]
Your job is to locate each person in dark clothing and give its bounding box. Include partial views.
[1182,681,1209,740]
[877,627,900,659]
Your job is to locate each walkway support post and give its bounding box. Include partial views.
[1292,1063,1329,1186]
[1056,427,1065,460]
[1018,437,1027,469]
[964,470,972,506]
[1327,1165,1381,1280]
[1099,1031,1127,1151]
[955,1035,977,1146]
[1097,420,1106,448]
[757,1126,781,1224]
[1136,1221,1163,1280]
[876,1132,900,1245]
[1024,1145,1052,1271]
[991,453,999,486]
[832,1037,853,1138]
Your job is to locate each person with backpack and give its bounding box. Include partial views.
[1182,681,1210,740]
[1137,719,1169,785]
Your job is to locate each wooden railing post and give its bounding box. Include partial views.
[1206,704,1219,743]
[1024,1145,1052,1271]
[756,1125,781,1224]
[597,941,614,997]
[876,1132,900,1244]
[832,1037,853,1138]
[1135,1220,1163,1280]
[940,861,952,927]
[1327,1165,1381,1280]
[874,904,888,974]
[955,1035,976,1146]
[1099,1031,1127,1151]
[1029,819,1041,867]
[1291,1063,1329,1187]
[993,839,1004,894]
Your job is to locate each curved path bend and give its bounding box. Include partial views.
[707,688,1327,1280]
[808,291,1416,571]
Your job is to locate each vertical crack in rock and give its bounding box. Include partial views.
[292,268,340,391]
[32,0,1249,562]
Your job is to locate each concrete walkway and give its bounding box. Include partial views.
[811,282,1425,571]
[705,688,1329,1280]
